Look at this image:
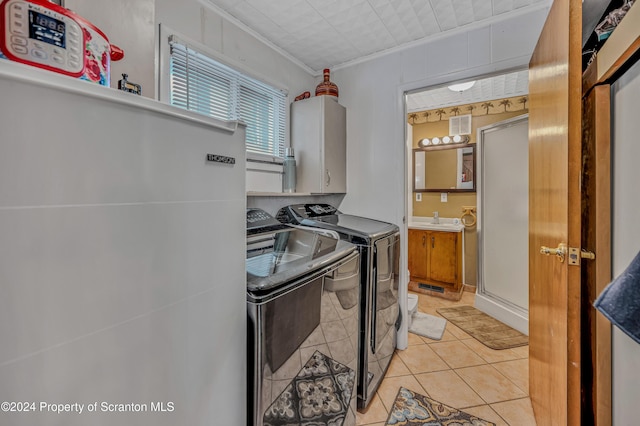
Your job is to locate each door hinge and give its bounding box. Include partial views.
[568,247,596,266]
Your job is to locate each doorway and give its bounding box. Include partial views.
[405,70,529,299]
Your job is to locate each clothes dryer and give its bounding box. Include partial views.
[276,204,400,411]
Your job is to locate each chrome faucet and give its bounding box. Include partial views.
[433,211,439,224]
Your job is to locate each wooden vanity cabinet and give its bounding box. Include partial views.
[408,229,461,291]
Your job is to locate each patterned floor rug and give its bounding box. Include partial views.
[436,305,528,350]
[385,387,495,426]
[263,351,355,426]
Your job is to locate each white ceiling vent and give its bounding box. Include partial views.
[449,114,472,135]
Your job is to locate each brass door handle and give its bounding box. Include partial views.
[540,243,567,263]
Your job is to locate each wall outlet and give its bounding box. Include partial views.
[415,193,422,202]
[441,193,448,202]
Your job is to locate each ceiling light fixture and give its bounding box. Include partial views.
[448,81,476,92]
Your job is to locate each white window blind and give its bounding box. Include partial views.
[168,36,287,158]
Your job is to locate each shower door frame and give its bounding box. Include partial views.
[476,114,530,334]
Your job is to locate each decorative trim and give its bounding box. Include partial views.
[409,95,528,124]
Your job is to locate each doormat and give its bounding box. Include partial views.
[263,350,355,426]
[436,305,528,350]
[385,387,495,426]
[408,312,447,340]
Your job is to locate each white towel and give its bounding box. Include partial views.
[409,312,447,340]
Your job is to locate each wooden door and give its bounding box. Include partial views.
[528,0,583,424]
[428,232,457,285]
[408,229,428,281]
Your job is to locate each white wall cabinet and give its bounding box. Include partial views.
[291,96,346,193]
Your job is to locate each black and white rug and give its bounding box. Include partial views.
[263,351,356,426]
[386,387,495,426]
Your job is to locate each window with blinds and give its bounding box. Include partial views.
[168,36,287,158]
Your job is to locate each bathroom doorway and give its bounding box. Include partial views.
[405,69,529,316]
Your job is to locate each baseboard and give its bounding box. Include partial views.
[474,293,529,335]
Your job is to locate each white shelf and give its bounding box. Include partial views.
[247,192,313,197]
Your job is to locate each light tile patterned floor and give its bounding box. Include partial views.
[355,291,537,426]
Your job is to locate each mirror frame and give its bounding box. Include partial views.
[412,145,476,193]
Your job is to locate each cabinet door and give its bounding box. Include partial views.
[291,96,346,193]
[322,98,346,192]
[291,98,321,193]
[408,229,428,281]
[428,232,457,284]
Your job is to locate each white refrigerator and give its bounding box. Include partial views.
[0,61,247,425]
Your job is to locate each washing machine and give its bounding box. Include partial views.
[276,204,400,411]
[246,208,361,426]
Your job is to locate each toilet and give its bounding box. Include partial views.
[407,294,418,328]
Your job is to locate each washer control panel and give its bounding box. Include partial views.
[306,204,337,216]
[276,204,339,224]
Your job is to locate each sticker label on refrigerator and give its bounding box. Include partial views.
[207,154,235,165]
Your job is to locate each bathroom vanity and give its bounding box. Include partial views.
[408,218,463,298]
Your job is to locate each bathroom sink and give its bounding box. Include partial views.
[408,218,464,232]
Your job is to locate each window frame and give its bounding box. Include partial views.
[158,25,289,164]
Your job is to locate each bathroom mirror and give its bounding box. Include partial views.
[413,145,476,192]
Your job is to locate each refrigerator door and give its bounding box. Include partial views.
[0,62,247,426]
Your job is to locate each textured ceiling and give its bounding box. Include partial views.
[200,0,550,74]
[406,69,529,113]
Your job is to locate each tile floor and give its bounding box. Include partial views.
[355,291,537,426]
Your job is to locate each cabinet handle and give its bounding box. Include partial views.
[422,235,426,247]
[325,169,331,186]
[431,236,435,249]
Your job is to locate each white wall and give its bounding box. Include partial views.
[155,0,315,102]
[611,56,640,426]
[334,6,549,230]
[66,0,317,101]
[333,7,549,338]
[65,0,156,97]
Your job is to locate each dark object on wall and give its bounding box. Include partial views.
[594,249,640,344]
[118,73,142,95]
